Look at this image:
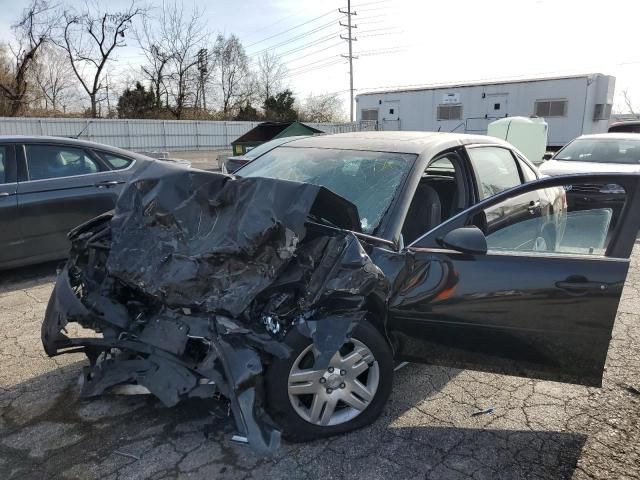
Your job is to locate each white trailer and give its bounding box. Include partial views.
[356,73,615,148]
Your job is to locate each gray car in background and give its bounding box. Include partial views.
[0,136,172,269]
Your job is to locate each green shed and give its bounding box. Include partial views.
[231,121,324,155]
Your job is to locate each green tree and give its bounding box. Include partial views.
[117,82,156,118]
[234,102,260,121]
[263,89,297,122]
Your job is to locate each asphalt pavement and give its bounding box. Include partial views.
[0,247,639,480]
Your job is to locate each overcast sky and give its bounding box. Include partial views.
[0,0,639,114]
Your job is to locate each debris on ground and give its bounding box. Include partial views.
[113,450,141,461]
[471,407,495,416]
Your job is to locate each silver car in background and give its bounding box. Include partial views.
[540,134,640,176]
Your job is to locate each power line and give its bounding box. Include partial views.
[284,59,345,79]
[351,0,389,7]
[355,18,386,26]
[358,31,403,38]
[355,46,408,56]
[241,11,300,42]
[245,9,337,48]
[358,26,400,34]
[353,5,391,13]
[249,19,340,56]
[284,59,346,78]
[352,13,390,23]
[284,41,344,64]
[274,32,342,58]
[287,55,341,73]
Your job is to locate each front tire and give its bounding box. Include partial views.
[265,320,394,442]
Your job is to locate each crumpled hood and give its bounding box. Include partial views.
[106,164,363,316]
[42,163,388,454]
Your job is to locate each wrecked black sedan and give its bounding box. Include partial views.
[42,132,640,454]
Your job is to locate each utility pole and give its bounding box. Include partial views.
[197,48,208,115]
[339,1,357,122]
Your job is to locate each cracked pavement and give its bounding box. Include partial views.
[1,248,639,480]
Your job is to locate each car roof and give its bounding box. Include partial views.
[0,135,151,160]
[576,133,640,141]
[280,131,514,156]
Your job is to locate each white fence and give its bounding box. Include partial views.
[0,117,377,152]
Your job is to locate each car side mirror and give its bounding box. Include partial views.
[438,226,487,255]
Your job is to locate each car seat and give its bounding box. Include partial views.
[621,146,640,163]
[28,149,63,180]
[402,183,442,245]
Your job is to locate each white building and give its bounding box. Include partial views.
[356,73,615,148]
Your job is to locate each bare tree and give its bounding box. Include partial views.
[0,0,55,116]
[135,12,172,110]
[299,93,345,123]
[213,34,250,118]
[153,2,209,119]
[0,46,13,115]
[32,43,76,111]
[256,51,286,105]
[55,2,142,118]
[621,88,639,118]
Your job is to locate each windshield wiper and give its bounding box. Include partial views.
[306,216,396,250]
[307,213,339,229]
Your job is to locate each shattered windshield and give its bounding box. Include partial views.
[237,146,416,234]
[555,138,640,164]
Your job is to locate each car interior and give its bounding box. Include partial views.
[27,146,100,181]
[401,153,467,245]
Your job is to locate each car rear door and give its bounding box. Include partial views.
[16,143,125,262]
[388,173,640,387]
[0,144,23,266]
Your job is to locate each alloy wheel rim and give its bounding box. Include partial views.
[287,339,380,426]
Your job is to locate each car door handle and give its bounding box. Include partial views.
[527,200,541,214]
[556,280,608,292]
[0,192,10,197]
[94,180,119,188]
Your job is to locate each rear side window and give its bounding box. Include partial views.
[25,145,103,181]
[468,147,521,199]
[99,152,133,170]
[518,159,538,182]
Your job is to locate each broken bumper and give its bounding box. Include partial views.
[42,266,282,452]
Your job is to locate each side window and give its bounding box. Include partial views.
[534,99,568,117]
[437,104,462,121]
[402,154,462,245]
[426,157,454,174]
[518,158,538,182]
[99,152,133,170]
[25,145,102,181]
[0,146,6,184]
[468,147,521,199]
[476,181,627,256]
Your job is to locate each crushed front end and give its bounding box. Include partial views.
[41,164,388,454]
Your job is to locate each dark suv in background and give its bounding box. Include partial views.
[608,121,640,133]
